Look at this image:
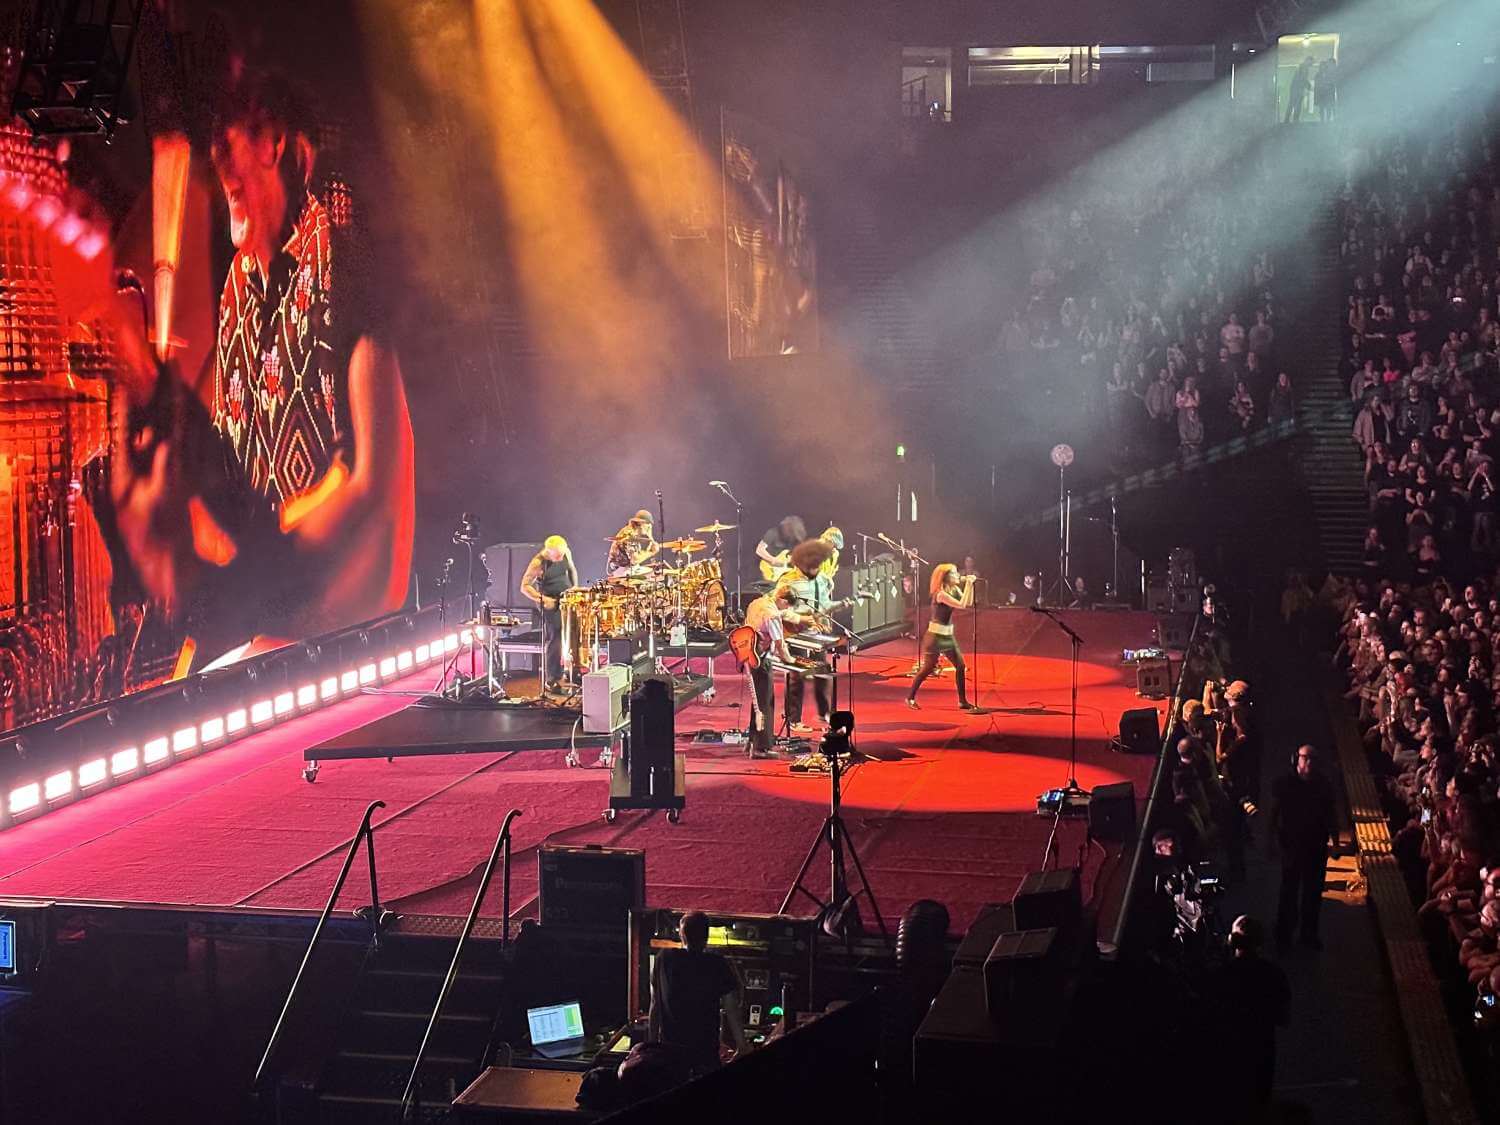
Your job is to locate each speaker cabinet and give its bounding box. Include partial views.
[1136,657,1171,699]
[1088,781,1137,843]
[983,927,1062,1017]
[628,676,675,797]
[1011,869,1080,939]
[1117,707,1161,755]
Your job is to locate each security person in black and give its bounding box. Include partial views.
[1270,743,1337,951]
[648,910,748,1074]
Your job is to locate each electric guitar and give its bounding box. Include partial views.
[729,590,871,669]
[758,551,794,583]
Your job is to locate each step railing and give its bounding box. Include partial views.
[399,807,522,1121]
[253,799,388,1090]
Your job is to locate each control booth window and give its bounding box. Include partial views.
[968,45,1099,87]
[902,47,952,120]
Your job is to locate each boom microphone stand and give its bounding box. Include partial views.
[1030,605,1084,796]
[879,533,927,674]
[710,480,744,618]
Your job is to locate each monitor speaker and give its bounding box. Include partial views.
[1011,869,1080,939]
[1117,707,1160,755]
[1136,658,1171,699]
[1088,781,1137,843]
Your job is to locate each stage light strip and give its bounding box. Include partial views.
[2,630,436,828]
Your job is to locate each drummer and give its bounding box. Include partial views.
[606,510,660,577]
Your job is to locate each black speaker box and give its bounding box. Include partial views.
[1011,869,1081,938]
[1156,612,1193,650]
[538,844,646,928]
[1088,780,1137,843]
[628,676,675,797]
[1117,707,1161,755]
[953,903,1017,968]
[983,927,1063,1016]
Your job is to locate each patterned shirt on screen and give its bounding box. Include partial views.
[212,192,356,509]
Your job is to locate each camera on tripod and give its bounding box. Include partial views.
[819,710,855,758]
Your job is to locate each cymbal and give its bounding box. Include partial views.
[661,537,707,553]
[694,521,737,533]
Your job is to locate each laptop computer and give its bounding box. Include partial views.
[526,1000,588,1059]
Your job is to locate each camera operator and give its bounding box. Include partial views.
[1151,826,1226,960]
[1206,915,1291,1118]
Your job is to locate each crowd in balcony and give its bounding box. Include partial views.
[1343,127,1500,581]
[995,126,1294,469]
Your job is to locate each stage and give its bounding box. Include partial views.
[0,610,1164,935]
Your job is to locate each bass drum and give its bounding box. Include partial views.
[691,579,727,632]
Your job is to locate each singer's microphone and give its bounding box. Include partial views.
[709,480,727,487]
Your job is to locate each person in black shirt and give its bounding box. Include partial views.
[648,911,747,1073]
[519,535,579,690]
[906,563,979,711]
[1207,914,1291,1117]
[755,515,806,582]
[1270,744,1338,950]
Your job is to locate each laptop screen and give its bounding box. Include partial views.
[527,1001,585,1046]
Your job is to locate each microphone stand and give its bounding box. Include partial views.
[817,612,860,737]
[880,535,927,675]
[712,481,745,619]
[1031,606,1085,796]
[655,489,666,542]
[854,531,878,569]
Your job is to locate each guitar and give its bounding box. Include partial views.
[783,590,872,635]
[758,551,794,583]
[729,589,871,669]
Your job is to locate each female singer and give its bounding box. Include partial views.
[906,564,980,712]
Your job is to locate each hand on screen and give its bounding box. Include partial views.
[110,398,195,613]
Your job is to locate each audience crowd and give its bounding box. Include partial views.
[1327,118,1500,1105]
[999,134,1295,468]
[1342,127,1500,580]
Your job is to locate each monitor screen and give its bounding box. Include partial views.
[526,1001,584,1046]
[0,920,14,973]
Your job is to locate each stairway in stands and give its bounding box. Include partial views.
[1288,203,1367,573]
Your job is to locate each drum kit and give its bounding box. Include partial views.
[561,522,737,671]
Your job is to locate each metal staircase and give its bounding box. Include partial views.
[1290,204,1367,573]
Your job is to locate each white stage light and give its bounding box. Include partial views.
[8,783,39,815]
[44,771,72,801]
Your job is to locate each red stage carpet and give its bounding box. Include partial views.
[0,610,1163,934]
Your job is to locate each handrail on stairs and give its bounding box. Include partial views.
[253,799,388,1091]
[398,807,522,1121]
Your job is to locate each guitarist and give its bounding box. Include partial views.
[739,582,802,757]
[755,516,806,583]
[782,538,837,732]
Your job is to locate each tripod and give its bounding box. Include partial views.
[780,717,889,942]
